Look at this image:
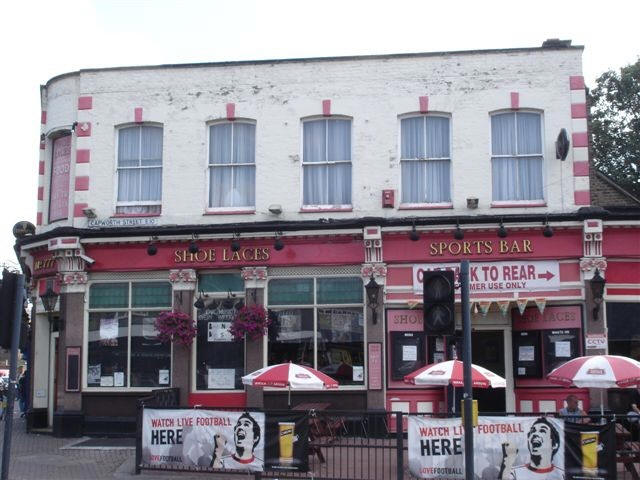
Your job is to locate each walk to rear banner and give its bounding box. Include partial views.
[408,416,615,480]
[141,408,308,473]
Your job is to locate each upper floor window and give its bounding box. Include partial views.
[491,112,544,202]
[400,115,451,204]
[302,118,352,207]
[208,122,256,209]
[116,126,163,214]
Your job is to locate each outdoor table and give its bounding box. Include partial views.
[616,423,640,480]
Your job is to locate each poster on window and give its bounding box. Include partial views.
[564,421,616,480]
[408,416,566,479]
[100,317,119,340]
[142,409,265,471]
[208,368,235,389]
[278,311,302,335]
[208,322,233,342]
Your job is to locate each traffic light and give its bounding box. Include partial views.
[0,270,18,349]
[423,270,456,336]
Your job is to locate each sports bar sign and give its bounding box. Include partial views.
[413,260,560,294]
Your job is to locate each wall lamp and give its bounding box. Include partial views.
[40,285,60,330]
[274,232,284,251]
[497,219,508,238]
[590,268,606,321]
[193,290,209,310]
[231,232,241,252]
[409,222,420,242]
[542,217,554,238]
[365,274,381,324]
[454,220,464,240]
[189,234,199,254]
[146,236,159,256]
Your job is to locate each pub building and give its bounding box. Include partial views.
[16,42,640,436]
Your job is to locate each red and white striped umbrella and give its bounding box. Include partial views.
[242,362,339,390]
[547,355,640,388]
[404,360,506,388]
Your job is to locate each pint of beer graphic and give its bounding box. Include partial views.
[279,422,295,464]
[581,431,599,477]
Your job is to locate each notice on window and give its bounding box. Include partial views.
[279,311,301,333]
[100,376,114,387]
[100,317,119,340]
[555,341,571,358]
[208,322,233,342]
[114,372,125,387]
[88,364,101,384]
[208,368,235,389]
[159,369,170,385]
[518,345,535,362]
[142,317,157,338]
[402,345,417,362]
[352,366,364,382]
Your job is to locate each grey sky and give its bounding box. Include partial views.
[1,0,638,267]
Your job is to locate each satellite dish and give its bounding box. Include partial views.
[12,221,36,238]
[556,128,570,161]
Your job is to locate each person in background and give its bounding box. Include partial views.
[559,394,589,424]
[17,370,27,417]
[628,387,640,440]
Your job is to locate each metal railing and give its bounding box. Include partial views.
[135,408,640,479]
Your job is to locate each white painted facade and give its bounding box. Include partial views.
[37,46,586,231]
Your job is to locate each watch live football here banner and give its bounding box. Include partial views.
[408,416,615,480]
[141,408,308,473]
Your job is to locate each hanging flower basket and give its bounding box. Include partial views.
[229,305,271,342]
[155,310,197,347]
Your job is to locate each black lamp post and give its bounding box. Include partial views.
[40,286,60,330]
[590,268,606,321]
[365,275,380,325]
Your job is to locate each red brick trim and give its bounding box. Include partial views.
[572,132,588,147]
[571,103,587,119]
[569,76,585,90]
[226,103,235,120]
[39,161,45,175]
[510,92,519,109]
[134,107,143,123]
[573,161,589,176]
[74,176,90,191]
[574,190,591,205]
[419,96,429,114]
[36,212,43,226]
[73,203,89,218]
[76,149,90,164]
[322,99,331,116]
[78,96,93,110]
[41,111,47,124]
[76,122,92,137]
[37,187,44,200]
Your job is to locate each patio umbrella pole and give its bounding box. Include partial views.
[288,385,291,409]
[460,260,474,480]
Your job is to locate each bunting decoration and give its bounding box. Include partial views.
[497,300,511,317]
[478,301,492,317]
[534,298,547,314]
[516,298,528,315]
[407,299,421,310]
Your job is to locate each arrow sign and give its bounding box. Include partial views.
[537,270,555,281]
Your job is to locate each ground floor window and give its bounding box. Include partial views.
[607,302,640,359]
[87,281,172,388]
[195,273,245,390]
[267,277,365,386]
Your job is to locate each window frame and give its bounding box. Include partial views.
[264,274,367,391]
[398,113,453,209]
[300,116,354,210]
[113,123,164,215]
[83,280,173,392]
[489,110,546,206]
[205,119,257,213]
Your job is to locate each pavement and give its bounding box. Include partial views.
[0,412,242,480]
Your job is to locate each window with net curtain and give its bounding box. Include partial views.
[303,118,352,207]
[209,122,256,209]
[267,277,365,386]
[491,112,544,202]
[400,115,451,204]
[87,281,172,388]
[116,126,163,214]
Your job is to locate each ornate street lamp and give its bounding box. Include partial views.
[590,268,606,321]
[40,285,60,330]
[365,275,381,325]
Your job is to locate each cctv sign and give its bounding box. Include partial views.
[413,260,560,294]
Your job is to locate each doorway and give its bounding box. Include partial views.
[472,330,506,413]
